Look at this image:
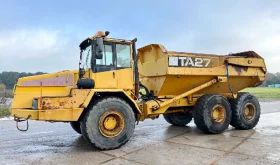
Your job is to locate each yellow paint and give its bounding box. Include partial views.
[12,109,39,120]
[243,103,256,121]
[12,108,83,121]
[217,76,228,82]
[91,88,142,114]
[12,70,78,109]
[104,116,117,130]
[98,110,125,138]
[211,105,226,124]
[93,70,117,88]
[81,90,95,108]
[11,88,142,121]
[37,89,91,110]
[143,79,218,116]
[138,44,168,77]
[227,57,266,67]
[116,68,134,89]
[39,108,84,121]
[12,86,73,109]
[153,79,217,110]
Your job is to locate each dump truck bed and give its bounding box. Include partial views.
[138,44,266,97]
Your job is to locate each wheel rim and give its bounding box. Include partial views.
[99,110,125,138]
[211,104,226,124]
[243,103,256,121]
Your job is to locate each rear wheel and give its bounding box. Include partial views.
[193,94,232,134]
[163,111,193,126]
[228,92,261,130]
[80,97,135,150]
[70,121,81,134]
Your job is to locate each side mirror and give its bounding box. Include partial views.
[95,37,104,59]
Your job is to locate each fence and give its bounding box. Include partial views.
[0,98,13,107]
[268,84,280,88]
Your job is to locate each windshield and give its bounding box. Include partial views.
[81,45,92,70]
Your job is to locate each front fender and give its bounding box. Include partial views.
[81,89,142,114]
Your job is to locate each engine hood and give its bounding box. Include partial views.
[17,70,79,87]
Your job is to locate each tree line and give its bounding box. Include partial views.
[0,71,280,90]
[262,72,280,87]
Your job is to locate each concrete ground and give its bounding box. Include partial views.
[0,100,280,165]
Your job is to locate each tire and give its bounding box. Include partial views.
[70,121,81,134]
[80,97,135,150]
[193,94,232,134]
[163,112,193,126]
[228,92,261,130]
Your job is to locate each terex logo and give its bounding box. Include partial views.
[169,56,211,67]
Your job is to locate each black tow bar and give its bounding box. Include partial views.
[13,114,31,132]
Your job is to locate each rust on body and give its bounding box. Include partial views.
[232,65,249,75]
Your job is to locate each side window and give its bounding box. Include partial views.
[116,44,131,68]
[82,45,92,69]
[96,44,113,66]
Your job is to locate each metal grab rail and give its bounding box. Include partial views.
[14,114,31,132]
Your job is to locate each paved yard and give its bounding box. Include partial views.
[0,101,280,165]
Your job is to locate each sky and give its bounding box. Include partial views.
[0,0,279,73]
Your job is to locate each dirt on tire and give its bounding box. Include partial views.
[193,94,232,134]
[80,96,135,150]
[228,92,261,130]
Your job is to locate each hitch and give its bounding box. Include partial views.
[14,114,31,132]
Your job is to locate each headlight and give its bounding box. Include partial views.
[32,99,38,110]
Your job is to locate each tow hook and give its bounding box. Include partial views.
[14,115,31,132]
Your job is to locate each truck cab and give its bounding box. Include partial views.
[77,31,137,90]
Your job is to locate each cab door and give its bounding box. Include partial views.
[93,43,118,89]
[115,43,134,90]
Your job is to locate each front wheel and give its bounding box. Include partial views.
[80,97,135,150]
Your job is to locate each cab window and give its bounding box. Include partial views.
[95,44,114,72]
[116,44,131,68]
[96,44,113,66]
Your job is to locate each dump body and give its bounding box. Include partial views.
[138,44,266,98]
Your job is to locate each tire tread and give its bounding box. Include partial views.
[229,92,260,130]
[80,96,135,150]
[193,94,231,134]
[163,112,192,126]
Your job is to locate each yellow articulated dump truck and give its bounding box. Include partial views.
[11,31,266,150]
